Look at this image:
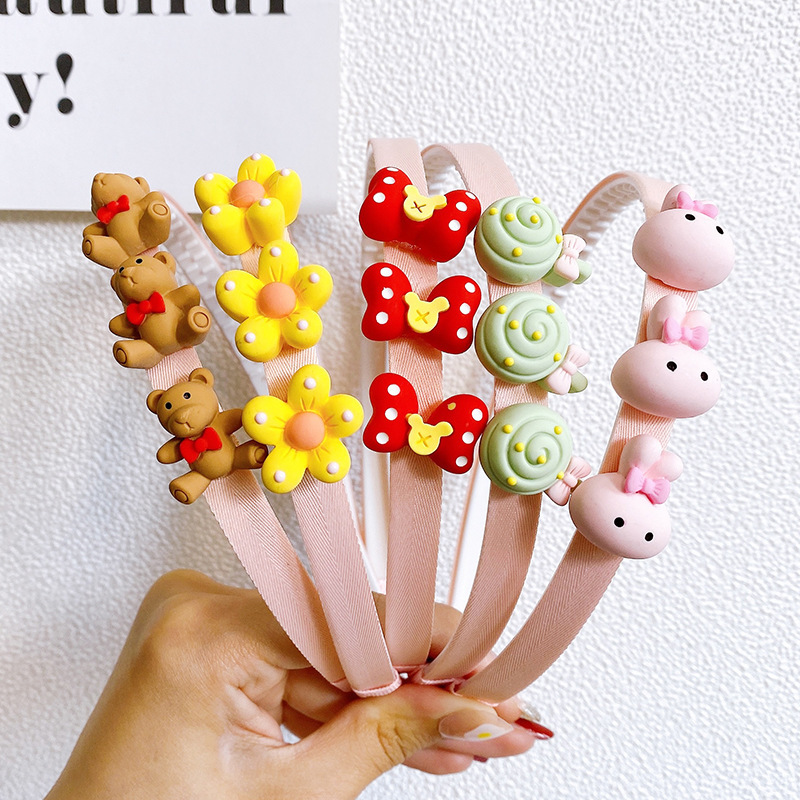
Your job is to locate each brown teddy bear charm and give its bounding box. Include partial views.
[146,368,267,504]
[109,251,212,369]
[82,173,172,268]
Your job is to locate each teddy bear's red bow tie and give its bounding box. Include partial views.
[126,292,166,326]
[179,427,223,464]
[96,194,130,225]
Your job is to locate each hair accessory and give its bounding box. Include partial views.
[568,434,683,559]
[194,153,302,255]
[108,251,211,369]
[83,173,171,268]
[359,166,481,262]
[363,372,487,474]
[215,239,332,362]
[474,292,588,392]
[474,195,590,286]
[611,295,719,418]
[146,368,267,504]
[361,262,481,353]
[242,364,364,494]
[674,189,718,219]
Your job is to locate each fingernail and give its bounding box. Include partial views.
[516,697,542,723]
[514,717,554,740]
[439,709,515,742]
[473,755,489,763]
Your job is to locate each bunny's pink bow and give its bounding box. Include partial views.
[675,190,718,220]
[624,466,671,505]
[545,344,590,394]
[662,317,709,350]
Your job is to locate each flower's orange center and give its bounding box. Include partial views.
[285,411,325,451]
[230,179,266,208]
[257,282,296,318]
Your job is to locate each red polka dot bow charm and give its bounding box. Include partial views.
[359,167,481,262]
[361,262,482,354]
[363,373,488,474]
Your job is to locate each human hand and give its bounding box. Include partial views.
[46,570,548,800]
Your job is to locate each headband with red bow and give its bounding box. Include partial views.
[359,167,481,263]
[363,373,488,474]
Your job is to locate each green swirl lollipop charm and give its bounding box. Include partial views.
[475,293,588,393]
[474,196,591,286]
[480,404,574,495]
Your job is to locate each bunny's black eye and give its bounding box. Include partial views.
[614,517,625,527]
[183,392,191,399]
[716,226,724,234]
[165,402,172,410]
[667,361,677,372]
[685,213,695,221]
[644,532,654,542]
[701,371,708,381]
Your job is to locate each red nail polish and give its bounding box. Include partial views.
[473,755,489,763]
[514,718,554,739]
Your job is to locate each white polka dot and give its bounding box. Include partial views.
[456,456,468,468]
[244,332,256,343]
[383,176,396,184]
[376,432,390,445]
[297,319,309,331]
[373,192,386,203]
[460,303,471,314]
[270,246,281,257]
[465,283,476,293]
[386,167,399,172]
[203,173,214,181]
[456,201,468,212]
[388,384,400,396]
[382,288,394,299]
[259,198,271,207]
[472,408,484,421]
[255,412,267,425]
[457,327,468,339]
[449,220,461,231]
[209,205,221,215]
[376,311,389,325]
[327,462,340,475]
[224,280,235,291]
[304,377,317,390]
[342,410,354,422]
[274,470,286,483]
[385,408,398,421]
[380,267,393,278]
[309,272,320,284]
[466,192,476,199]
[251,152,262,161]
[280,168,291,176]
[462,432,475,444]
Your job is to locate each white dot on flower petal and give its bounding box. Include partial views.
[304,377,317,390]
[472,408,483,421]
[460,303,470,314]
[465,282,476,293]
[327,462,340,475]
[203,173,214,181]
[342,410,354,422]
[385,408,398,420]
[387,384,400,396]
[462,432,474,444]
[259,198,271,207]
[456,456,468,468]
[449,220,461,232]
[209,205,221,215]
[386,167,399,172]
[380,267,393,278]
[255,412,267,425]
[251,153,262,161]
[376,432,390,445]
[373,192,386,203]
[456,201,468,212]
[244,332,256,343]
[309,272,320,284]
[382,288,394,299]
[383,176,396,185]
[281,168,291,176]
[466,192,476,199]
[274,470,286,483]
[270,246,281,257]
[297,319,309,331]
[376,311,389,325]
[224,280,235,291]
[457,327,468,339]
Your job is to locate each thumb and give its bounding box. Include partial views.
[275,684,514,799]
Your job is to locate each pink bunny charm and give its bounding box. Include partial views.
[568,435,683,559]
[611,295,721,418]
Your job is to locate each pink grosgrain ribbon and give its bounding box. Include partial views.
[675,190,718,219]
[623,466,671,504]
[662,317,708,350]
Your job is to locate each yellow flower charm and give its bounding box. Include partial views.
[215,239,332,362]
[195,153,302,255]
[242,365,364,494]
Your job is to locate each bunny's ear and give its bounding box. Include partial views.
[652,449,683,482]
[660,184,695,212]
[618,434,664,474]
[647,295,689,340]
[683,309,712,332]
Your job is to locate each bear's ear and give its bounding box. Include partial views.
[153,251,176,272]
[146,389,164,413]
[189,368,214,387]
[135,176,151,193]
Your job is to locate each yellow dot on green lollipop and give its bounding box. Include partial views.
[502,424,513,434]
[498,305,507,314]
[505,213,515,222]
[504,357,514,367]
[554,352,562,362]
[509,320,520,329]
[557,471,565,479]
[537,454,547,464]
[530,214,540,224]
[556,234,563,244]
[514,442,524,452]
[547,305,555,314]
[489,207,498,215]
[512,247,523,257]
[533,196,542,204]
[507,476,517,486]
[532,330,542,340]
[554,426,562,435]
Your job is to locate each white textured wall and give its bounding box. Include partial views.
[2,1,798,798]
